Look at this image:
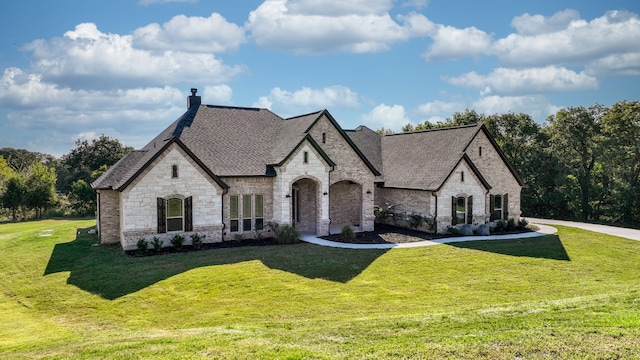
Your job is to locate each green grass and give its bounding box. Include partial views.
[1,219,639,359]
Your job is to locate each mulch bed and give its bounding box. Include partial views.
[320,224,533,244]
[126,237,280,257]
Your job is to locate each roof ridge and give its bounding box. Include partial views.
[285,110,324,121]
[383,123,481,137]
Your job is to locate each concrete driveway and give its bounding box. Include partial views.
[528,218,640,242]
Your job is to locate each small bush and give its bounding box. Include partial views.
[506,218,516,231]
[518,218,529,229]
[170,234,185,250]
[494,219,507,232]
[446,226,459,235]
[151,236,163,251]
[276,225,300,244]
[136,238,148,254]
[190,233,205,249]
[374,203,395,223]
[234,233,244,243]
[340,225,355,241]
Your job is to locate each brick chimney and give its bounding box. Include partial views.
[187,88,201,109]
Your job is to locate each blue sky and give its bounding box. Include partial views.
[1,0,639,157]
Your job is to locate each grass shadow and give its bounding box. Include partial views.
[44,229,388,300]
[446,234,570,261]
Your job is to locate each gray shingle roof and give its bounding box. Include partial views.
[345,126,383,175]
[379,124,482,190]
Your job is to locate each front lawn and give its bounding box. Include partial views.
[0,219,639,359]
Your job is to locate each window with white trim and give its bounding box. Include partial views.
[493,194,503,220]
[456,197,466,224]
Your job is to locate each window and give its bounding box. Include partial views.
[255,195,264,230]
[230,195,239,232]
[303,151,309,164]
[479,146,482,157]
[461,171,464,182]
[243,194,252,231]
[322,132,326,144]
[172,165,178,178]
[493,194,503,220]
[490,193,509,221]
[456,197,466,224]
[166,198,183,232]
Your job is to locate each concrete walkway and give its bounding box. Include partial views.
[301,223,558,250]
[528,218,640,242]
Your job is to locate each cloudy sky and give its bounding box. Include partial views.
[1,0,639,157]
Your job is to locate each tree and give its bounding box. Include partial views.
[2,176,27,221]
[68,180,96,216]
[0,156,16,191]
[60,135,132,192]
[0,148,55,173]
[600,100,640,224]
[546,105,604,221]
[24,162,57,219]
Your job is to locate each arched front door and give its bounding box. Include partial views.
[291,178,318,233]
[329,180,362,228]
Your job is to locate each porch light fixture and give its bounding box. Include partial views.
[323,192,328,195]
[366,190,372,194]
[285,194,291,198]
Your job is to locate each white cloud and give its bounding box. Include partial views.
[246,0,434,54]
[416,99,464,116]
[253,86,360,113]
[360,104,411,130]
[203,84,233,104]
[423,25,492,61]
[586,52,640,77]
[132,13,246,53]
[511,9,580,35]
[472,95,559,120]
[493,10,640,67]
[445,66,598,95]
[24,23,245,89]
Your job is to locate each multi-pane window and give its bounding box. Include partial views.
[243,194,252,231]
[229,194,264,232]
[493,194,503,220]
[230,195,239,232]
[166,198,183,232]
[456,197,466,224]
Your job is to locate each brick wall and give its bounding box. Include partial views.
[97,189,120,244]
[221,176,274,241]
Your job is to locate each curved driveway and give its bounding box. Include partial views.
[302,218,640,249]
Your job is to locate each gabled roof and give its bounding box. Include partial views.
[92,105,377,191]
[377,124,482,190]
[344,125,383,176]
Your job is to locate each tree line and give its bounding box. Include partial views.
[381,100,640,227]
[0,136,132,221]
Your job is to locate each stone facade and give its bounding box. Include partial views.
[466,130,522,221]
[118,144,224,250]
[307,115,376,231]
[434,160,489,233]
[221,176,274,241]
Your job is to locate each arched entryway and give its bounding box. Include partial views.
[329,180,362,229]
[291,178,319,233]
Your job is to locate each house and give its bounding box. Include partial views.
[92,89,523,250]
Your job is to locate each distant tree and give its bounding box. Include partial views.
[2,176,27,221]
[68,180,96,216]
[375,128,395,135]
[60,135,132,192]
[0,156,16,190]
[24,162,57,219]
[546,105,604,221]
[0,148,55,173]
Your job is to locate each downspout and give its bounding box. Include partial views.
[221,187,228,241]
[432,191,438,233]
[96,191,101,243]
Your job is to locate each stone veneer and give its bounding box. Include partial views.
[96,189,120,243]
[118,144,224,251]
[220,176,274,241]
[466,130,522,220]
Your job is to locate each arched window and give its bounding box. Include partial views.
[166,198,184,232]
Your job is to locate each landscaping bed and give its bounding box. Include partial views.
[320,223,534,244]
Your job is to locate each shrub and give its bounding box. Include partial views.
[151,236,163,251]
[170,234,185,250]
[190,233,205,249]
[234,233,244,243]
[518,218,529,229]
[340,225,355,242]
[275,225,300,244]
[494,219,507,232]
[446,226,459,235]
[506,218,516,231]
[136,238,148,254]
[374,203,395,223]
